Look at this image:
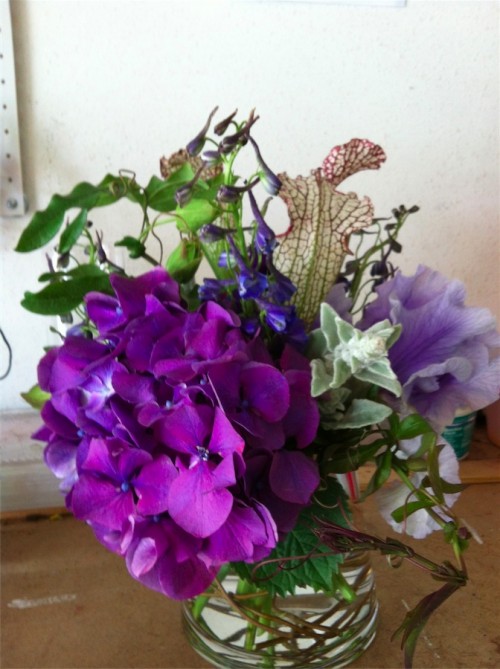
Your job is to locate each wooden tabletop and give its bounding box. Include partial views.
[2,430,499,669]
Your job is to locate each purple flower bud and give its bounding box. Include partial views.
[198,278,235,302]
[186,106,218,157]
[248,136,282,195]
[217,179,260,204]
[201,149,222,166]
[175,184,193,208]
[174,165,205,208]
[214,109,238,136]
[219,110,259,155]
[241,318,259,336]
[217,185,242,204]
[248,190,277,255]
[199,224,230,243]
[238,268,268,300]
[256,300,296,333]
[267,261,297,302]
[217,251,236,268]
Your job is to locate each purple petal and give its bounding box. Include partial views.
[157,404,212,455]
[37,348,58,391]
[41,401,79,440]
[168,462,233,538]
[360,265,500,430]
[158,555,216,600]
[71,475,135,530]
[283,370,320,448]
[133,455,178,515]
[241,363,290,422]
[84,292,125,334]
[111,267,179,320]
[269,451,319,505]
[208,407,245,458]
[202,501,277,564]
[44,439,77,480]
[112,370,155,404]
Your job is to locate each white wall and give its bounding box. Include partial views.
[1,0,499,411]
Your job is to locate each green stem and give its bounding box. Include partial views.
[349,211,409,308]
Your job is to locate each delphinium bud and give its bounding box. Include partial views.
[199,224,231,244]
[248,190,277,255]
[174,165,205,207]
[201,149,222,167]
[217,179,259,204]
[248,136,281,196]
[214,109,238,136]
[219,109,259,154]
[186,106,219,157]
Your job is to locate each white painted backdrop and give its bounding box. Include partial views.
[1,0,499,412]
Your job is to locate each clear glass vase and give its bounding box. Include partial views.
[182,552,379,669]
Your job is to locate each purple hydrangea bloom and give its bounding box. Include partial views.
[33,269,321,600]
[359,265,500,431]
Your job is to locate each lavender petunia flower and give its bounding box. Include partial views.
[359,265,500,431]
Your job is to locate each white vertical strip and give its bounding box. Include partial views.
[0,0,27,217]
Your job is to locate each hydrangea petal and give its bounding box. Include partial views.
[71,475,135,530]
[133,455,178,515]
[269,450,319,505]
[168,462,233,538]
[241,363,290,422]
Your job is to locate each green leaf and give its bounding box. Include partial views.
[144,164,195,213]
[20,384,50,410]
[166,239,202,283]
[337,399,393,429]
[323,438,386,474]
[21,272,113,315]
[397,414,432,440]
[38,271,66,283]
[233,477,349,597]
[361,448,393,499]
[115,236,146,259]
[393,582,463,669]
[427,441,444,504]
[174,198,218,233]
[439,480,467,494]
[16,175,127,252]
[391,499,436,523]
[58,209,88,255]
[66,264,111,279]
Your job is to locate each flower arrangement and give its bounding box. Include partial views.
[16,108,500,668]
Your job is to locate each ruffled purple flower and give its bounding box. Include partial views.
[33,269,321,600]
[359,265,500,431]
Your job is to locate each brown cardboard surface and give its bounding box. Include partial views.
[2,483,500,669]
